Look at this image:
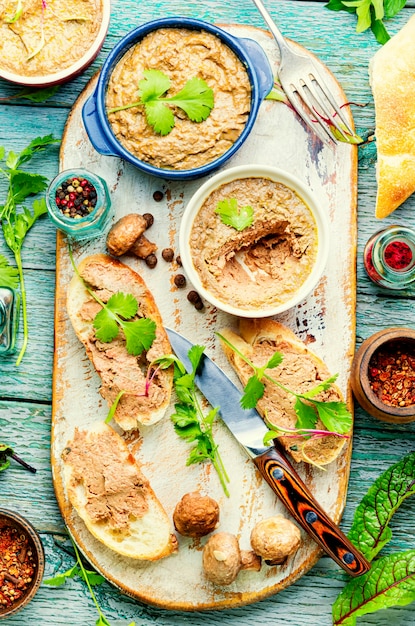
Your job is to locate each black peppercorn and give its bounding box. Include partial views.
[187,290,200,304]
[143,213,154,228]
[145,253,158,268]
[162,248,174,262]
[153,190,164,202]
[194,299,204,310]
[176,255,182,266]
[174,274,186,288]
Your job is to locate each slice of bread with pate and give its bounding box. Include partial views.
[218,319,350,466]
[62,421,176,560]
[67,253,173,431]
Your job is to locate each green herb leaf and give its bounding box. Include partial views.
[108,69,214,136]
[168,345,229,496]
[0,443,13,472]
[312,400,353,434]
[44,564,80,586]
[348,452,415,561]
[332,551,415,625]
[138,69,171,102]
[14,86,60,103]
[215,197,254,231]
[166,76,214,121]
[241,375,265,409]
[105,390,126,424]
[0,255,19,288]
[91,291,156,356]
[325,0,406,44]
[294,398,319,430]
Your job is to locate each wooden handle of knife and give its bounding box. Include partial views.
[254,447,370,577]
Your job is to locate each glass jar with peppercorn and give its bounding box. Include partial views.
[363,225,415,289]
[350,328,415,423]
[46,168,112,242]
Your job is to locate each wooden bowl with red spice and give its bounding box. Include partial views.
[0,509,45,620]
[351,327,415,423]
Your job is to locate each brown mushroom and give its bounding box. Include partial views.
[202,532,261,586]
[250,515,301,565]
[129,234,158,259]
[173,491,219,538]
[106,213,148,256]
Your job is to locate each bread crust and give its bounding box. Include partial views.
[67,253,173,430]
[219,319,349,466]
[62,422,176,560]
[370,14,415,219]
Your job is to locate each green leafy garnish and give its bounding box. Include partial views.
[0,255,19,289]
[325,0,407,44]
[0,135,60,365]
[332,452,415,624]
[217,332,352,437]
[107,69,214,136]
[215,197,254,231]
[152,349,230,496]
[45,539,135,626]
[0,442,37,473]
[68,248,156,357]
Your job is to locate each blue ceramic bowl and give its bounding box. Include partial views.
[82,17,274,180]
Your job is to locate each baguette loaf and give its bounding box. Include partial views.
[62,422,176,560]
[67,254,173,430]
[219,319,350,466]
[369,14,415,219]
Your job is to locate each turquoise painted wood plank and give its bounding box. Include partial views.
[1,0,415,624]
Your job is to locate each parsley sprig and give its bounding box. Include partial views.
[0,135,60,365]
[215,197,254,231]
[152,347,230,497]
[217,332,352,437]
[44,539,135,626]
[68,248,156,356]
[325,0,407,44]
[107,69,214,136]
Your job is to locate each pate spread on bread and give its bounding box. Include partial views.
[67,254,173,430]
[370,14,415,219]
[62,422,176,560]
[219,319,349,466]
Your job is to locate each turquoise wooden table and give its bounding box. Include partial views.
[2,0,415,624]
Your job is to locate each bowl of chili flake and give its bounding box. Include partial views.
[0,509,45,619]
[351,327,415,424]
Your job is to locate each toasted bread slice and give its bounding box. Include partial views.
[219,319,349,466]
[62,422,176,560]
[67,254,173,430]
[369,14,415,219]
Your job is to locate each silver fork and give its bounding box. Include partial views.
[251,0,355,145]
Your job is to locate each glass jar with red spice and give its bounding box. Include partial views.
[363,225,415,289]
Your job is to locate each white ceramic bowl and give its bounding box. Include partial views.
[0,0,110,87]
[179,165,330,318]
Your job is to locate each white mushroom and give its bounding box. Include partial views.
[250,515,301,565]
[202,532,261,586]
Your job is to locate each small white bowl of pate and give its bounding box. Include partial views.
[179,164,330,318]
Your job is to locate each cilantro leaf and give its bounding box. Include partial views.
[90,291,156,356]
[325,0,406,44]
[241,375,265,409]
[294,398,318,430]
[105,291,138,319]
[215,197,254,231]
[122,318,157,355]
[0,255,19,288]
[145,100,175,135]
[314,400,353,434]
[167,76,214,121]
[187,344,205,377]
[44,564,80,586]
[108,69,214,136]
[138,69,171,102]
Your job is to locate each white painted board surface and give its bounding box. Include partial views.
[51,25,357,610]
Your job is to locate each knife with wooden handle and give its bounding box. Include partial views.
[166,327,370,577]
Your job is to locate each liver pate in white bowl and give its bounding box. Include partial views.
[179,164,330,318]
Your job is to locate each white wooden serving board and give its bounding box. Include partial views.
[51,25,357,611]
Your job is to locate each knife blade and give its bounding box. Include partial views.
[166,327,370,577]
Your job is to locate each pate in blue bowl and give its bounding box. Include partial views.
[82,17,274,180]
